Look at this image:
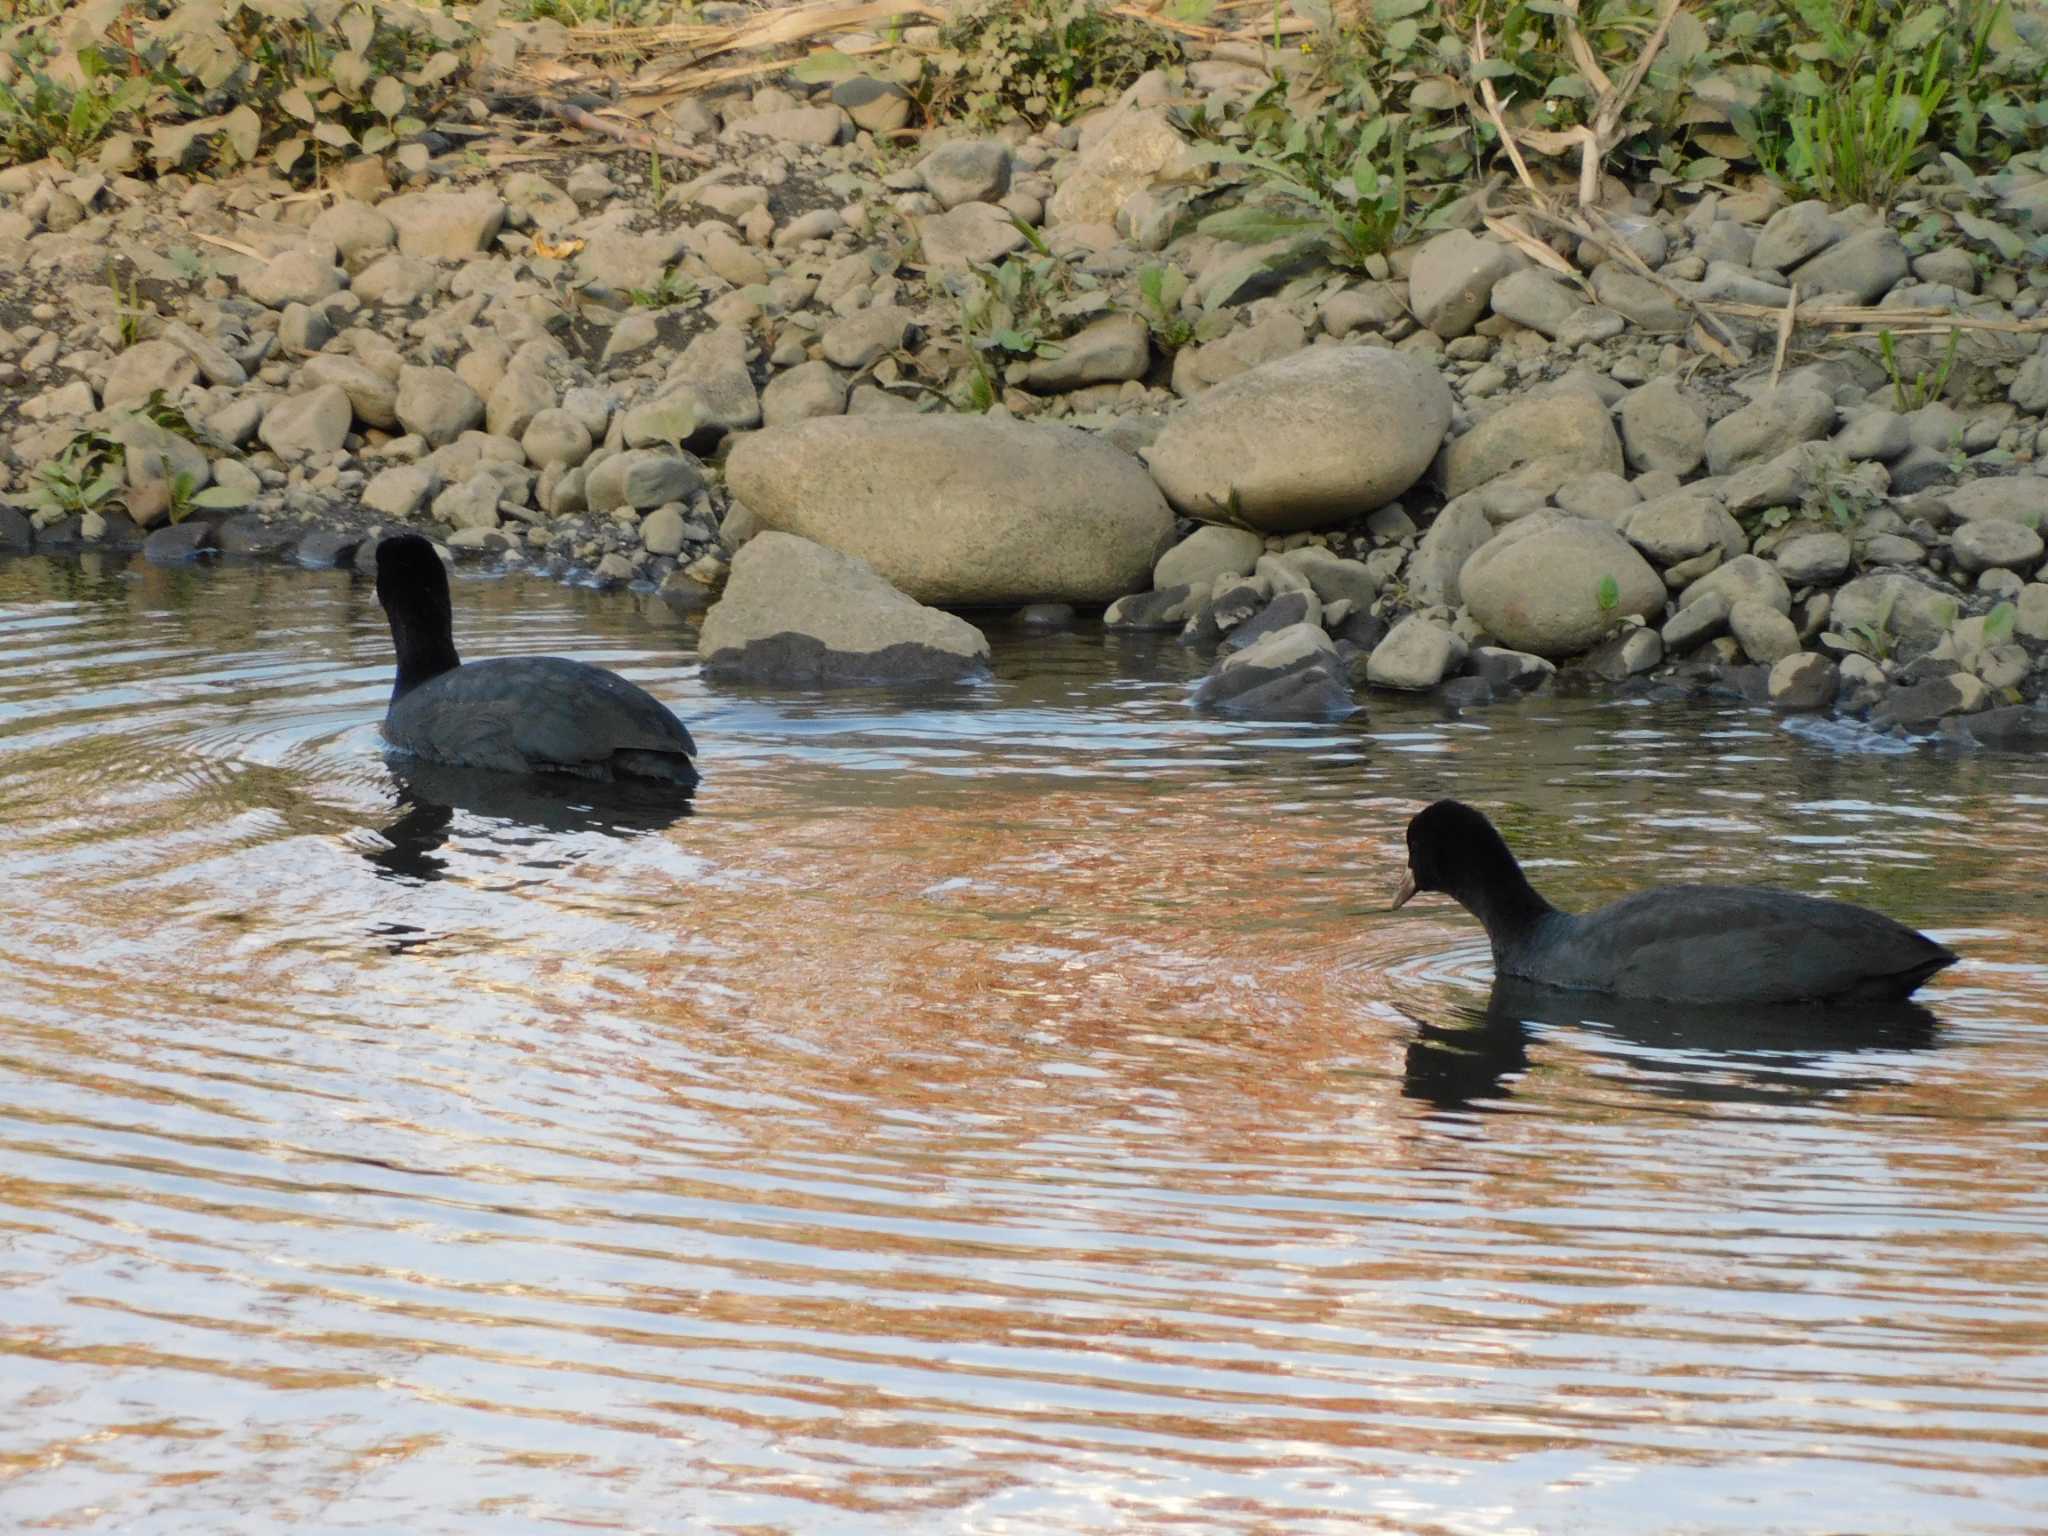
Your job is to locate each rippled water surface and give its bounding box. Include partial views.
[3,553,2046,1535]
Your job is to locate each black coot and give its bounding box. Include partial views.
[1393,800,1956,1005]
[374,534,698,787]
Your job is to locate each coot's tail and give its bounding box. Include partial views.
[612,749,701,788]
[1855,946,1959,1004]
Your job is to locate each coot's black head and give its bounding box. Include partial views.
[375,533,450,614]
[1394,799,1523,911]
[376,534,460,697]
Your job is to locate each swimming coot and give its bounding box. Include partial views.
[1393,800,1956,1006]
[374,534,699,786]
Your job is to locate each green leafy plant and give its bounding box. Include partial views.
[138,388,224,451]
[1733,0,2021,206]
[106,260,148,348]
[1823,586,1901,662]
[164,468,246,524]
[1133,262,1194,350]
[0,41,149,165]
[926,0,1182,126]
[1194,98,1410,275]
[1376,569,1416,617]
[1801,457,1889,533]
[1783,52,1946,207]
[627,265,701,309]
[948,249,1077,408]
[166,245,216,283]
[1983,598,2018,646]
[509,0,662,26]
[1880,327,1962,411]
[1740,504,1796,541]
[25,429,124,519]
[6,0,481,178]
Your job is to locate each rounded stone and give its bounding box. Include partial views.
[1154,526,1264,591]
[395,365,484,448]
[521,408,594,469]
[1772,530,1853,586]
[1365,614,1461,691]
[1680,554,1792,617]
[1460,511,1667,658]
[1144,346,1452,533]
[725,415,1174,606]
[1768,651,1840,710]
[1831,573,1960,651]
[1438,388,1624,499]
[1729,598,1802,663]
[1952,518,2045,574]
[257,384,353,461]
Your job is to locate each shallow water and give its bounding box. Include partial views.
[2,553,2045,1535]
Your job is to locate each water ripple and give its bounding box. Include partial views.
[1,555,2046,1535]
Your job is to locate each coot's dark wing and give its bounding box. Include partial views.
[383,656,697,781]
[1540,885,1955,1005]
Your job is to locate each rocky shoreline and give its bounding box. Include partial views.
[6,52,2048,748]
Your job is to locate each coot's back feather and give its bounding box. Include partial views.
[383,657,698,781]
[1513,884,1956,1005]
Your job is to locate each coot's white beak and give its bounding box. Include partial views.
[1392,871,1418,910]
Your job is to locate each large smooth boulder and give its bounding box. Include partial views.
[725,416,1174,605]
[1460,511,1667,658]
[699,533,990,686]
[1144,346,1451,532]
[1438,389,1624,499]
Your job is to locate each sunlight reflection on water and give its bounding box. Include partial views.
[1,554,2045,1535]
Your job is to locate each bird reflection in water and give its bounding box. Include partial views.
[1404,976,1942,1112]
[365,759,695,883]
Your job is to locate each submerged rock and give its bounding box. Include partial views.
[1192,621,1355,718]
[699,533,990,686]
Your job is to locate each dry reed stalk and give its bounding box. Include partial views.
[1472,0,1684,210]
[542,0,946,61]
[548,99,715,162]
[1768,287,1797,388]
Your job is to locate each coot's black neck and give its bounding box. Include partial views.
[1454,859,1562,962]
[387,606,461,701]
